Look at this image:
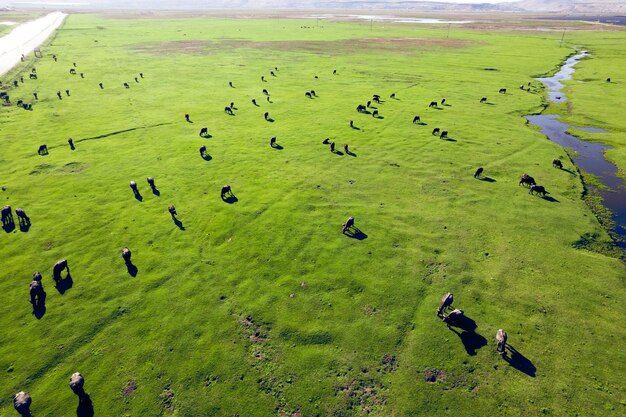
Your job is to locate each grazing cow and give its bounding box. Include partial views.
[33,92,38,100]
[200,127,208,137]
[314,75,318,79]
[499,88,507,94]
[373,94,380,100]
[199,145,207,156]
[73,62,77,67]
[221,185,233,200]
[413,115,421,124]
[147,177,155,188]
[349,120,354,128]
[367,100,371,108]
[13,391,32,415]
[15,208,29,225]
[99,82,103,89]
[343,144,350,154]
[342,216,355,234]
[429,101,437,108]
[437,292,453,316]
[122,247,132,263]
[373,96,380,104]
[474,167,484,179]
[70,68,76,74]
[16,100,23,107]
[53,54,57,61]
[390,92,396,99]
[68,138,74,149]
[123,82,129,88]
[305,92,312,98]
[333,69,337,74]
[81,73,84,78]
[266,96,271,103]
[440,130,448,139]
[264,112,269,121]
[23,103,32,111]
[29,73,37,80]
[1,205,13,225]
[270,136,277,147]
[441,98,446,105]
[29,279,44,307]
[261,75,265,82]
[168,204,177,216]
[229,81,234,88]
[20,76,24,83]
[552,159,563,169]
[271,71,276,77]
[38,144,48,155]
[130,181,139,196]
[69,372,86,398]
[275,67,278,71]
[57,91,62,100]
[519,84,525,90]
[480,97,487,103]
[33,271,42,281]
[519,174,536,187]
[185,113,190,122]
[262,89,269,96]
[372,110,379,118]
[356,104,367,113]
[140,73,144,78]
[134,77,138,82]
[224,106,234,115]
[496,329,507,356]
[530,185,547,196]
[310,90,316,97]
[432,128,440,136]
[252,98,257,106]
[442,309,464,327]
[322,137,330,144]
[606,77,611,83]
[330,142,336,152]
[53,259,69,283]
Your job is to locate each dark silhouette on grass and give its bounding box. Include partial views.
[445,312,487,356]
[349,120,360,130]
[169,205,185,230]
[541,195,560,203]
[30,275,46,319]
[224,106,234,115]
[68,138,75,150]
[344,144,356,157]
[252,98,258,106]
[147,177,159,196]
[519,174,536,187]
[130,181,143,202]
[270,137,283,150]
[2,205,15,232]
[184,113,192,123]
[342,216,367,239]
[199,127,211,138]
[504,345,536,377]
[55,271,73,295]
[479,177,496,183]
[496,329,507,356]
[38,144,48,155]
[437,292,454,317]
[13,391,32,416]
[221,185,238,204]
[76,394,94,417]
[529,185,548,196]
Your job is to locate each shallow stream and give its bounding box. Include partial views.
[526,51,626,247]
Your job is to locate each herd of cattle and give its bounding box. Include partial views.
[0,41,571,415]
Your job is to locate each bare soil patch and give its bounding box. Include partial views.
[121,379,137,397]
[423,369,447,383]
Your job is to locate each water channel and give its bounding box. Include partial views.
[526,51,626,248]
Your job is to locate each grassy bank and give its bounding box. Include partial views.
[0,14,624,416]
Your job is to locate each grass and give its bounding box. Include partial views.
[0,13,625,417]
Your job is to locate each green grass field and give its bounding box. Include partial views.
[1,13,625,417]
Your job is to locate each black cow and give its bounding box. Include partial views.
[221,185,233,200]
[342,216,355,234]
[80,73,84,78]
[322,137,331,144]
[413,116,421,124]
[519,174,536,187]
[333,69,337,75]
[310,90,316,97]
[57,91,62,100]
[530,185,547,196]
[30,279,44,308]
[552,159,563,169]
[99,82,103,89]
[38,144,48,155]
[437,292,453,316]
[330,142,336,152]
[499,88,507,94]
[349,120,354,128]
[29,73,37,80]
[224,106,234,115]
[606,77,611,83]
[305,92,312,98]
[252,98,258,106]
[185,113,190,122]
[440,130,448,139]
[15,208,29,225]
[367,100,371,108]
[200,127,209,137]
[343,144,350,154]
[70,68,76,74]
[261,75,266,82]
[53,54,57,61]
[474,167,484,179]
[52,259,69,283]
[270,136,277,147]
[130,181,139,195]
[372,110,379,118]
[73,62,77,67]
[147,177,155,188]
[429,101,437,108]
[373,96,380,104]
[68,138,74,150]
[33,92,38,100]
[442,309,464,327]
[140,73,144,78]
[356,104,367,113]
[441,98,446,105]
[432,128,440,136]
[271,71,276,77]
[134,77,138,83]
[199,145,207,156]
[480,97,487,103]
[168,204,177,216]
[1,205,12,225]
[262,89,269,96]
[122,247,132,263]
[229,81,234,88]
[264,112,270,121]
[123,83,129,88]
[390,92,396,99]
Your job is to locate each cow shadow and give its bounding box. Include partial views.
[350,125,360,131]
[2,220,16,233]
[33,291,47,319]
[222,195,238,204]
[150,186,160,197]
[447,315,487,356]
[171,215,185,230]
[431,107,443,110]
[55,272,73,295]
[560,168,576,175]
[202,153,212,161]
[483,102,495,106]
[442,103,452,107]
[200,133,212,138]
[266,118,275,123]
[416,122,427,126]
[76,395,95,417]
[271,143,284,150]
[252,102,260,107]
[373,115,384,119]
[504,345,536,377]
[346,150,357,157]
[69,142,76,150]
[343,227,368,240]
[479,177,496,183]
[333,150,344,156]
[226,112,235,117]
[441,137,457,142]
[125,260,138,277]
[360,110,372,115]
[541,196,559,203]
[133,191,143,202]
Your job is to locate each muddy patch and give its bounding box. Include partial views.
[160,386,175,412]
[337,379,386,414]
[132,37,475,56]
[121,379,137,397]
[423,369,447,383]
